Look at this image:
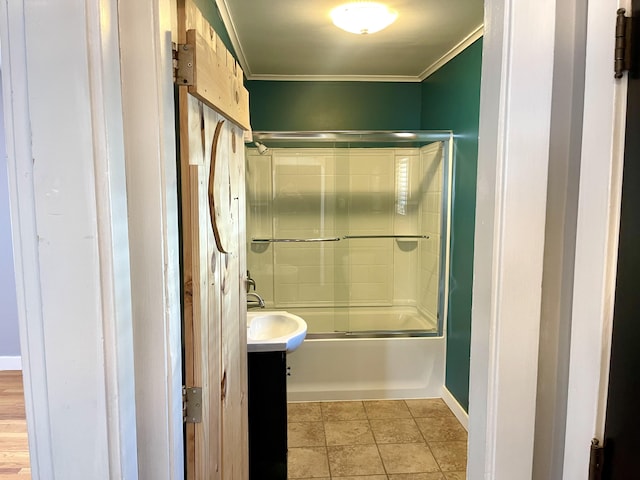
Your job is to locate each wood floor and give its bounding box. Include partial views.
[0,371,468,479]
[0,371,30,479]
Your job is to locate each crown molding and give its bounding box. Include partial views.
[418,24,484,81]
[245,74,423,83]
[215,0,252,77]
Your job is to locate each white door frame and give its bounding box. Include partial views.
[1,0,182,478]
[0,0,139,477]
[117,1,184,478]
[562,0,629,477]
[468,0,628,477]
[469,0,557,477]
[0,0,624,479]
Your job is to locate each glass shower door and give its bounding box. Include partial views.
[339,144,444,335]
[246,144,348,334]
[246,131,452,338]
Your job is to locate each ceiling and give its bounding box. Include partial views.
[216,0,484,82]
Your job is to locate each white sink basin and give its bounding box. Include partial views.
[247,311,307,353]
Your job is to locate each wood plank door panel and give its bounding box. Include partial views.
[208,105,248,480]
[180,89,248,480]
[180,90,222,479]
[178,2,249,477]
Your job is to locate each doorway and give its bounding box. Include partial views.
[0,68,30,477]
[0,0,623,478]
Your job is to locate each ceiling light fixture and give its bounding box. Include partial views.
[330,2,398,35]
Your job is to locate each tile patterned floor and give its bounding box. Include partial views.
[287,399,467,479]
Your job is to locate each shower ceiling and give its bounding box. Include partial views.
[216,0,484,82]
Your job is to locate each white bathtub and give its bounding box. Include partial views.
[281,306,444,401]
[284,305,438,334]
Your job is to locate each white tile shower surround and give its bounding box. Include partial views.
[246,143,444,334]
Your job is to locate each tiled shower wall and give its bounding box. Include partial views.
[246,144,443,323]
[418,143,444,320]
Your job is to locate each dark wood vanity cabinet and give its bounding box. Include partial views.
[248,350,288,479]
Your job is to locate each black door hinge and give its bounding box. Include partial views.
[589,438,604,480]
[615,8,632,78]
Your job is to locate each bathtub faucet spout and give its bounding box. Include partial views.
[247,292,265,309]
[246,270,256,293]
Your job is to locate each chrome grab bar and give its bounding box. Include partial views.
[251,235,429,243]
[342,235,429,239]
[251,237,342,243]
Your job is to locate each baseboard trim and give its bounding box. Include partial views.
[0,356,22,371]
[441,385,468,431]
[288,388,442,402]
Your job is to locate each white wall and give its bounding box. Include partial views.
[0,73,20,364]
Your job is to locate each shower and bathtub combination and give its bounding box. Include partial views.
[245,131,453,401]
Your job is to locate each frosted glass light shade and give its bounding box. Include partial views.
[330,2,398,35]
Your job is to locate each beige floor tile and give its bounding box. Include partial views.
[321,401,367,421]
[327,445,385,476]
[286,400,468,479]
[389,473,445,479]
[288,421,326,447]
[325,420,375,446]
[444,472,466,480]
[378,443,440,474]
[415,417,467,442]
[405,399,453,418]
[364,400,412,419]
[429,441,467,472]
[333,476,388,480]
[288,402,323,422]
[370,418,424,444]
[288,447,330,478]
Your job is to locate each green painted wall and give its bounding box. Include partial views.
[421,39,483,411]
[246,81,421,131]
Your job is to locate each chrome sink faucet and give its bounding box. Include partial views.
[247,292,265,309]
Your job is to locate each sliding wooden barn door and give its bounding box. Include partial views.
[177,1,250,478]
